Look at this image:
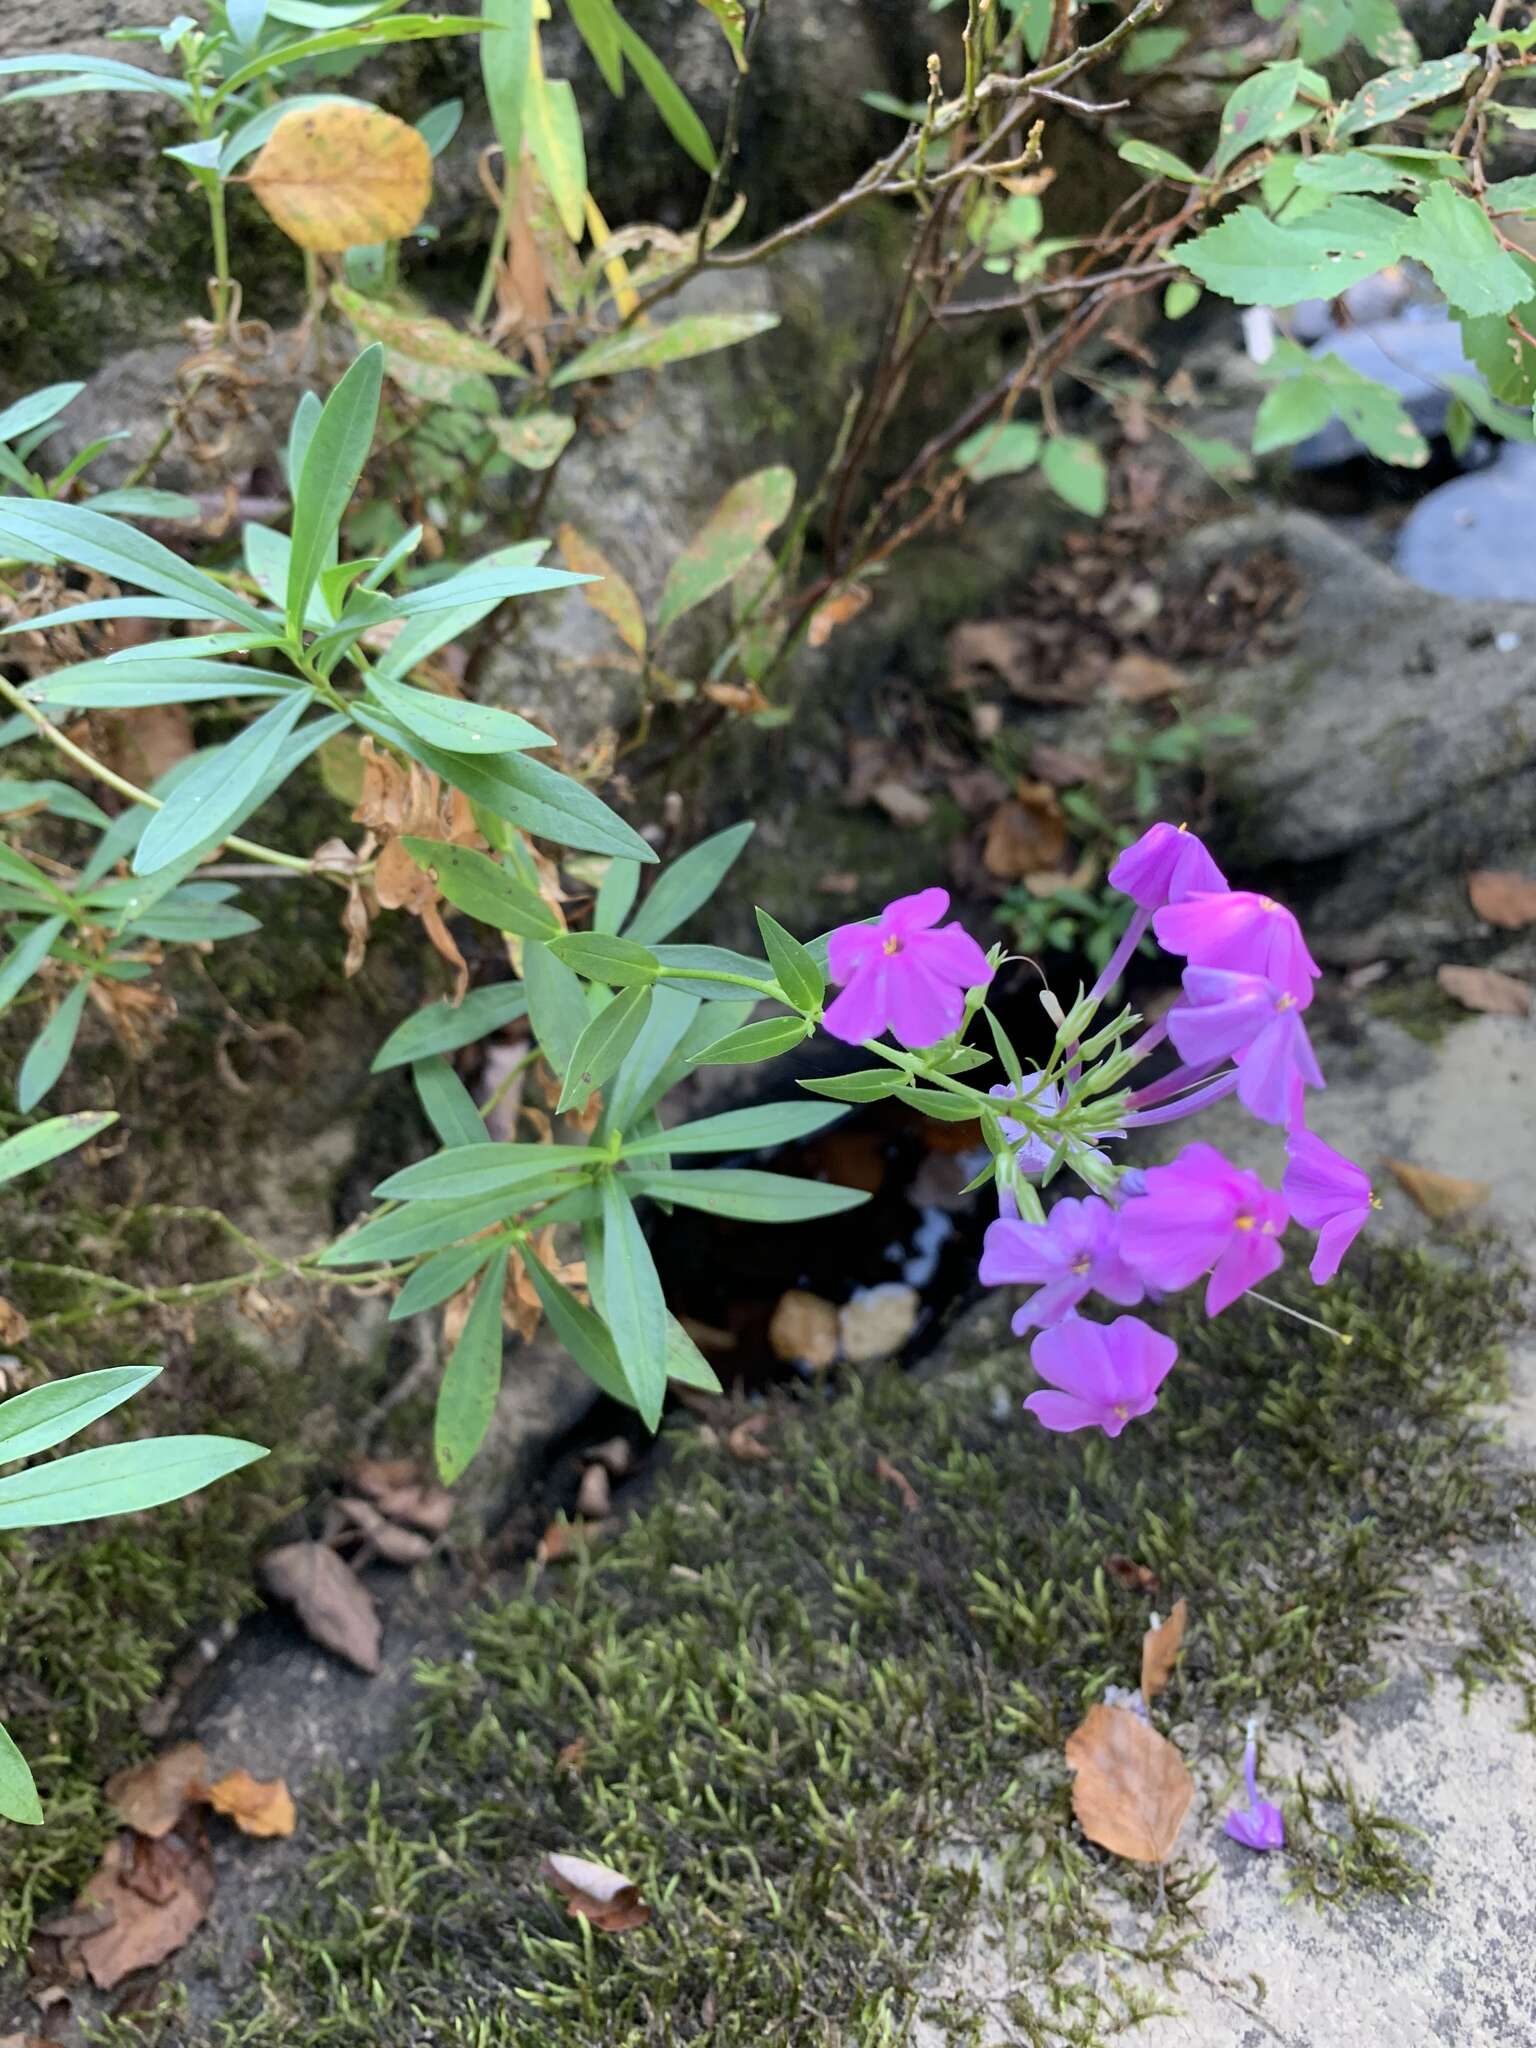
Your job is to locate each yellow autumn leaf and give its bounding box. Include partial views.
[246,104,432,253]
[557,523,646,655]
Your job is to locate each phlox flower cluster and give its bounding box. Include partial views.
[819,826,1372,1440]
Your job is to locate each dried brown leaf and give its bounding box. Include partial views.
[77,1830,214,1989]
[0,1295,30,1345]
[1140,1597,1187,1704]
[1107,652,1186,703]
[260,1540,381,1673]
[351,1457,455,1534]
[1385,1159,1492,1222]
[1064,1703,1193,1864]
[982,783,1069,880]
[1468,869,1536,930]
[247,104,431,252]
[103,1743,209,1840]
[767,1289,840,1370]
[1436,964,1531,1016]
[1105,1553,1160,1594]
[555,1737,588,1774]
[725,1413,774,1463]
[542,1852,652,1932]
[807,582,871,648]
[335,1495,435,1565]
[205,1770,295,1839]
[873,1455,920,1514]
[868,779,933,827]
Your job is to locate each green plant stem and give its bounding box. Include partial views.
[24,1248,414,1333]
[207,179,234,339]
[0,675,316,877]
[473,167,517,329]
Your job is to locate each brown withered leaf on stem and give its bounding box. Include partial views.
[77,1829,215,1989]
[246,104,431,252]
[260,1541,381,1673]
[1468,869,1536,930]
[1140,1597,1187,1705]
[0,1295,29,1345]
[104,1742,209,1839]
[1065,1704,1193,1865]
[1436,964,1531,1017]
[351,1457,456,1534]
[205,1770,296,1840]
[807,582,871,648]
[1386,1159,1492,1222]
[542,1852,652,1932]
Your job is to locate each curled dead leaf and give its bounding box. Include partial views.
[205,1769,296,1839]
[1140,1597,1187,1705]
[1107,652,1185,703]
[1467,869,1536,930]
[104,1742,209,1839]
[0,1294,29,1345]
[1435,964,1531,1017]
[1065,1703,1193,1865]
[557,524,646,655]
[982,782,1069,881]
[807,581,872,647]
[260,1540,381,1673]
[873,1455,920,1514]
[542,1852,652,1932]
[1385,1159,1492,1222]
[78,1829,215,1989]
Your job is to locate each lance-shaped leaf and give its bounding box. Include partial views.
[287,347,384,632]
[754,906,824,1013]
[689,1013,809,1065]
[526,72,586,241]
[656,468,794,634]
[26,657,288,709]
[0,381,84,442]
[0,499,267,627]
[482,0,535,170]
[625,822,754,945]
[0,1434,267,1531]
[317,1186,568,1264]
[520,1243,635,1406]
[1334,51,1479,139]
[366,671,552,755]
[375,1141,586,1202]
[0,1365,160,1466]
[0,1720,41,1826]
[388,1240,499,1322]
[0,916,67,1012]
[402,838,561,938]
[599,986,699,1132]
[549,932,661,987]
[557,524,646,654]
[558,984,653,1114]
[622,1166,870,1221]
[412,1055,490,1150]
[434,1247,510,1484]
[17,978,91,1112]
[371,981,529,1072]
[610,11,717,170]
[0,1109,117,1185]
[552,311,777,388]
[595,1176,667,1427]
[331,282,522,373]
[622,1099,845,1157]
[132,692,314,875]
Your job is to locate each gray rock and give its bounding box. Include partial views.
[1292,312,1478,468]
[1395,442,1536,602]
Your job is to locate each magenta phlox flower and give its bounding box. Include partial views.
[989,1076,1122,1175]
[1024,1314,1178,1437]
[1168,966,1325,1126]
[822,888,992,1050]
[1283,1124,1371,1284]
[1109,821,1228,909]
[980,1196,1145,1331]
[1153,890,1319,1005]
[1225,1725,1285,1853]
[1119,1142,1288,1316]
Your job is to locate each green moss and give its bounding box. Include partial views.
[1364,977,1464,1046]
[203,1243,1527,2046]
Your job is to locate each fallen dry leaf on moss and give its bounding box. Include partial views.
[205,1770,296,1840]
[725,1412,775,1463]
[1385,1159,1492,1222]
[260,1540,381,1673]
[1105,1553,1160,1594]
[1467,870,1536,929]
[555,1738,588,1774]
[768,1289,840,1370]
[104,1742,209,1839]
[78,1829,215,1988]
[543,1852,652,1932]
[1435,964,1531,1017]
[1065,1704,1193,1865]
[874,1455,920,1514]
[1140,1597,1187,1705]
[247,103,431,252]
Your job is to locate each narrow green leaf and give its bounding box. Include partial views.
[520,1243,635,1406]
[663,1312,722,1392]
[549,931,661,987]
[624,1165,869,1222]
[287,346,384,635]
[1117,138,1205,183]
[0,916,66,1012]
[0,1434,267,1531]
[689,1013,809,1065]
[626,822,754,945]
[0,1364,159,1466]
[216,14,489,101]
[371,982,529,1071]
[482,0,535,169]
[401,838,561,938]
[611,11,716,169]
[417,95,464,156]
[597,1176,667,1427]
[526,74,587,242]
[754,907,823,1014]
[568,0,623,92]
[0,499,268,629]
[0,1722,42,1826]
[434,1248,510,1484]
[599,985,699,1132]
[131,692,313,875]
[652,943,772,1000]
[412,1054,489,1149]
[18,978,90,1112]
[656,469,794,634]
[26,659,286,708]
[0,1109,116,1186]
[388,1240,498,1321]
[86,487,201,521]
[594,857,641,934]
[365,669,553,754]
[522,941,590,1075]
[375,1140,583,1201]
[318,1184,568,1265]
[552,311,776,388]
[558,984,653,1114]
[118,894,263,942]
[0,382,83,444]
[622,1099,846,1157]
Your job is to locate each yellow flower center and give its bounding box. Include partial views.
[1234,1212,1255,1231]
[883,935,903,956]
[1276,992,1295,1012]
[1072,1255,1092,1275]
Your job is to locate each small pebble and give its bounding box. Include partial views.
[838,1282,920,1363]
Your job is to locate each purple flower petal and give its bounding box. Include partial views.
[821,964,889,1045]
[1109,822,1228,909]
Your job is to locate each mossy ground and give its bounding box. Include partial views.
[165,1243,1535,2048]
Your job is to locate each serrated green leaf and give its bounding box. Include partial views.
[1403,183,1533,317]
[401,838,561,938]
[623,1166,870,1221]
[1335,51,1478,139]
[434,1247,509,1484]
[558,983,653,1114]
[371,982,529,1072]
[552,311,777,388]
[0,1432,266,1531]
[412,1054,489,1149]
[626,823,755,945]
[1175,197,1409,305]
[1292,150,1412,194]
[1253,375,1336,451]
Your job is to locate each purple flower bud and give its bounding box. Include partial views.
[1109,822,1228,910]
